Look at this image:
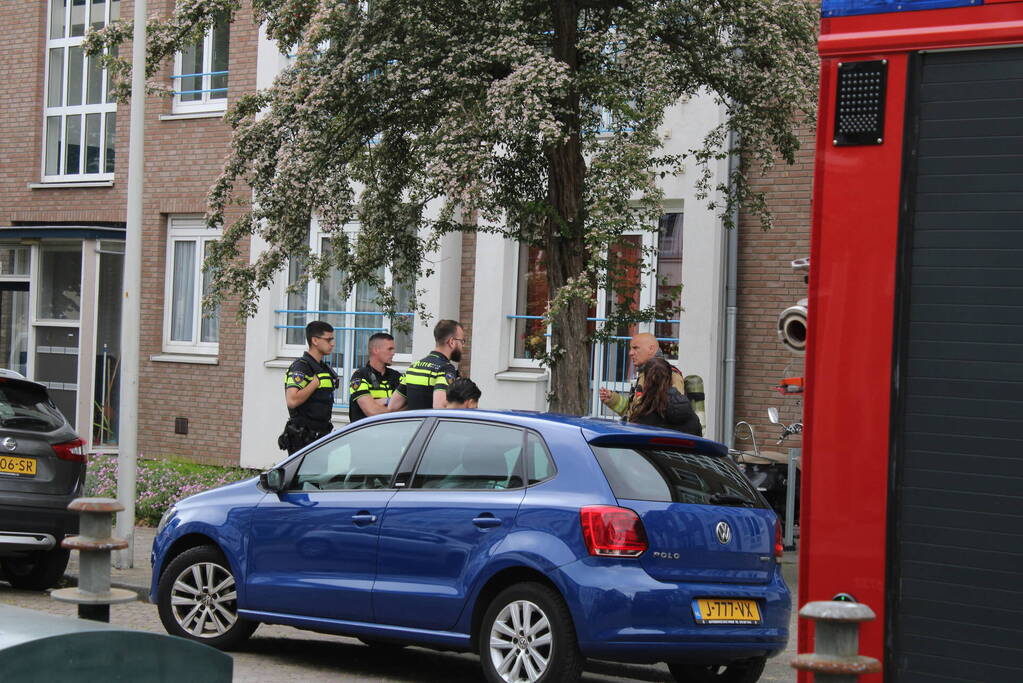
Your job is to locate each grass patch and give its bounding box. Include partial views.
[86,454,260,526]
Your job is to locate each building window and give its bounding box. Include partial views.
[512,214,683,362]
[513,244,548,360]
[654,212,683,359]
[172,15,229,113]
[163,217,220,354]
[282,225,415,358]
[43,0,119,181]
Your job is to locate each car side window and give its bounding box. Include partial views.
[526,432,557,485]
[291,419,422,491]
[412,421,524,490]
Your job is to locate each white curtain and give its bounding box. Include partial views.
[170,240,196,342]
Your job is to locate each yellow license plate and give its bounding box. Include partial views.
[0,455,36,476]
[693,598,761,624]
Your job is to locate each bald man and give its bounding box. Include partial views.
[599,332,693,429]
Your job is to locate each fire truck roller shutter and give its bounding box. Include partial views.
[890,46,1023,683]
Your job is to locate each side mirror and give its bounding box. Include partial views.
[259,467,287,493]
[767,407,780,425]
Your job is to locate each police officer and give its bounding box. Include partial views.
[281,321,339,454]
[348,332,402,422]
[388,319,465,411]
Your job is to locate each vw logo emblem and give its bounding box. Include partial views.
[715,521,732,545]
[2,437,16,452]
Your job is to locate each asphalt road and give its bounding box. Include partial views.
[0,563,798,682]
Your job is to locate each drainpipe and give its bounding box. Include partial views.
[721,127,740,449]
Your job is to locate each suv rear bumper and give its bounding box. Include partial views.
[0,502,78,556]
[553,557,791,664]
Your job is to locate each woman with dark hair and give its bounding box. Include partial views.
[628,357,702,436]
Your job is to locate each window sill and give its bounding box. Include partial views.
[29,180,114,189]
[161,110,226,121]
[150,353,219,365]
[494,369,549,383]
[264,357,300,369]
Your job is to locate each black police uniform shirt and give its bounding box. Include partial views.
[284,352,339,426]
[396,350,458,410]
[348,364,402,422]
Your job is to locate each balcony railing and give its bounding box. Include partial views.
[170,70,229,98]
[508,314,680,417]
[275,309,413,409]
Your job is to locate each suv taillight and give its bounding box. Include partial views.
[52,438,87,463]
[775,519,784,562]
[580,506,648,558]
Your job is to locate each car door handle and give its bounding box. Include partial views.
[472,514,502,529]
[351,513,377,526]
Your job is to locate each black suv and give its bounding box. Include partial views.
[0,371,86,590]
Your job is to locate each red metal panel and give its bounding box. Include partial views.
[803,7,1023,681]
[798,52,909,683]
[820,1,1023,56]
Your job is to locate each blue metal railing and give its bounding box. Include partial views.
[172,70,228,98]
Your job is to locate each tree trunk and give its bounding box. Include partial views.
[545,0,590,416]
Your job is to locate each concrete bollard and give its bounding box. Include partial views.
[791,600,882,682]
[51,498,136,622]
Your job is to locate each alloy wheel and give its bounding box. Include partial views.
[488,599,553,683]
[169,560,239,638]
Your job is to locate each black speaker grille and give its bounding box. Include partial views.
[834,60,887,146]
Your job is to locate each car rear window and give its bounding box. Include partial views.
[0,382,65,432]
[591,445,765,508]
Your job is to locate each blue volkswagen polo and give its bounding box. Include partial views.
[151,411,790,683]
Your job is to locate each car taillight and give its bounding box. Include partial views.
[775,519,784,562]
[52,438,87,463]
[580,505,648,558]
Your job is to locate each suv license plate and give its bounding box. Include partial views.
[0,455,36,476]
[693,599,762,624]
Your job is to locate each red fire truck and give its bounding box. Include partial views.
[802,0,1023,680]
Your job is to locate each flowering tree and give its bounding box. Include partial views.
[89,0,817,414]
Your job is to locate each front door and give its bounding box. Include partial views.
[373,419,526,631]
[0,282,29,377]
[245,418,424,622]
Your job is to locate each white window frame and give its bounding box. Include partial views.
[42,0,118,182]
[172,17,229,114]
[162,216,221,355]
[278,220,414,363]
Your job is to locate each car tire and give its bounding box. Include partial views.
[668,657,767,683]
[156,545,257,650]
[479,582,582,683]
[0,548,70,591]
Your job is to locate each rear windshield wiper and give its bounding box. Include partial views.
[708,493,755,507]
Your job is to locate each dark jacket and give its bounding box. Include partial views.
[630,387,702,437]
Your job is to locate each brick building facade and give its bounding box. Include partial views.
[733,124,815,449]
[0,0,257,465]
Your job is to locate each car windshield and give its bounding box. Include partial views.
[0,381,65,432]
[591,445,765,508]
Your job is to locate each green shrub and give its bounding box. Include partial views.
[86,454,260,526]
